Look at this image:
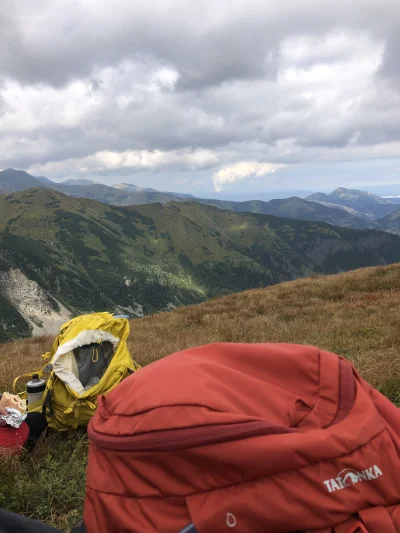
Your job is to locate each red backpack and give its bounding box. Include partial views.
[84,343,400,532]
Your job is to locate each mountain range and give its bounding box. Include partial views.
[1,187,400,341]
[305,187,398,220]
[196,196,376,230]
[1,169,400,234]
[378,209,400,235]
[0,169,196,205]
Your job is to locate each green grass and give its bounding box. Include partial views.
[1,263,400,530]
[0,433,87,531]
[2,189,400,341]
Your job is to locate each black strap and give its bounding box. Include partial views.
[70,519,86,533]
[42,390,54,417]
[0,508,62,533]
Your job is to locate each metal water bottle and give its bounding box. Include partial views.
[27,374,46,404]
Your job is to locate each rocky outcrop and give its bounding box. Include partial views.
[116,303,144,318]
[0,268,71,336]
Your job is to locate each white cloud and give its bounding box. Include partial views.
[1,1,400,190]
[27,148,226,178]
[0,60,179,135]
[212,162,286,191]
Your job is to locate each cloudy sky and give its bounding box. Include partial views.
[1,0,400,197]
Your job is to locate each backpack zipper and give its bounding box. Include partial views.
[89,419,297,452]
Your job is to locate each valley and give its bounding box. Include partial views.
[1,187,400,341]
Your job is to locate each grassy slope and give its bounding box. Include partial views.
[52,181,189,206]
[1,263,400,529]
[41,185,380,230]
[2,174,399,229]
[56,183,399,224]
[378,208,400,235]
[2,188,400,343]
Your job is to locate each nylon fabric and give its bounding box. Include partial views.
[84,342,400,533]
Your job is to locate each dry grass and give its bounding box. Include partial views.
[0,335,53,392]
[3,263,400,394]
[129,263,400,399]
[0,263,400,530]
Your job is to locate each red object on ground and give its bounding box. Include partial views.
[0,421,29,454]
[84,343,400,532]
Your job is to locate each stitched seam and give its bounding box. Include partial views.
[97,403,230,419]
[86,426,387,500]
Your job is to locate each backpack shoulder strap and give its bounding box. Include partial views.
[12,363,53,394]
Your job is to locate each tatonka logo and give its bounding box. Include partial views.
[324,465,383,493]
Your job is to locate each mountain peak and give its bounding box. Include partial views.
[2,168,33,177]
[332,187,373,196]
[306,186,394,215]
[0,168,51,193]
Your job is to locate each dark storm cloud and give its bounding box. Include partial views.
[0,0,395,89]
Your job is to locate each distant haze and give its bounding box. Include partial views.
[1,1,400,195]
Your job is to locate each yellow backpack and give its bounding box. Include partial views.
[14,312,140,430]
